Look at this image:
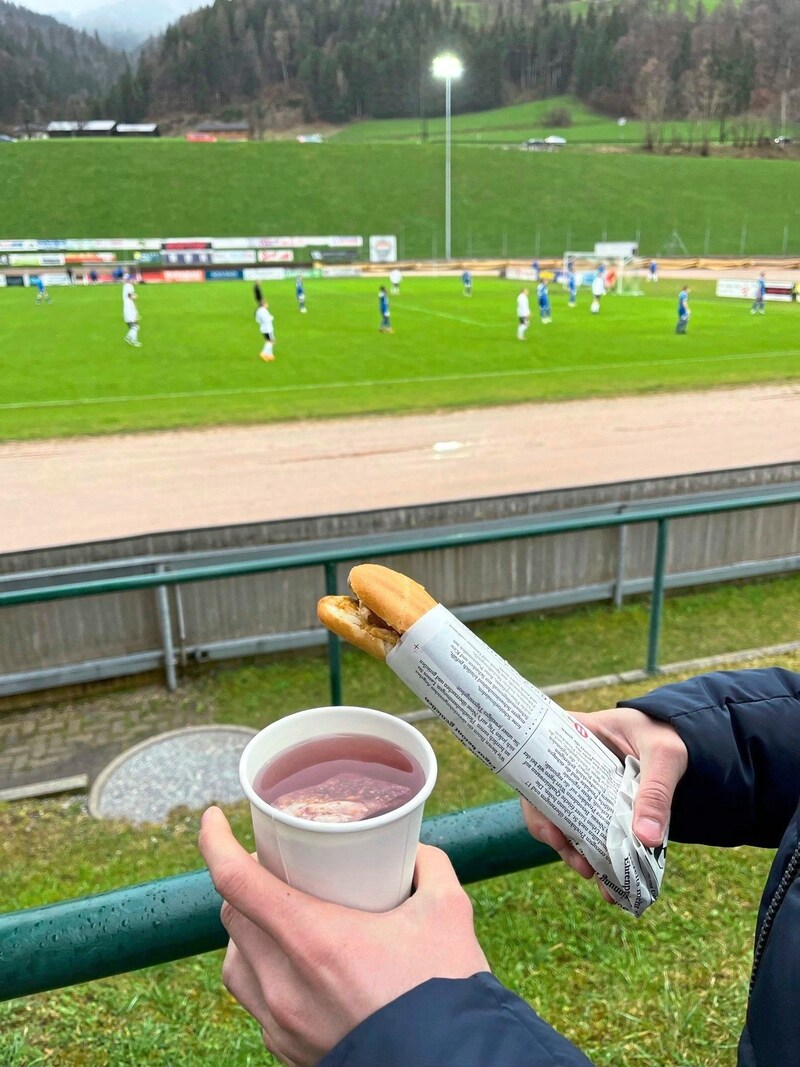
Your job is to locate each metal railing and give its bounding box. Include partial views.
[0,800,553,1000]
[2,488,799,700]
[1,486,799,1001]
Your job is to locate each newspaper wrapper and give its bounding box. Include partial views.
[386,604,666,917]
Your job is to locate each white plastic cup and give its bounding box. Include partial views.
[239,706,437,912]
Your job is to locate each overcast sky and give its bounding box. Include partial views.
[22,1,101,13]
[21,0,206,17]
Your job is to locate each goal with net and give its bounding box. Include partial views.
[562,243,644,296]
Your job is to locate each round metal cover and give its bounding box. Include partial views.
[89,725,257,824]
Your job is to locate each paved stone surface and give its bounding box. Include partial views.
[0,689,217,794]
[89,726,256,824]
[1,384,799,553]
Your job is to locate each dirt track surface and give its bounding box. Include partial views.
[2,383,799,555]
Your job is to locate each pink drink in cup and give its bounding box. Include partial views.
[239,706,437,912]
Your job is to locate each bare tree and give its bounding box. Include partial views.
[636,56,670,148]
[681,54,723,152]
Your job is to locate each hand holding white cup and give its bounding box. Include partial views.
[239,706,437,912]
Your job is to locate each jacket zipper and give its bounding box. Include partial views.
[749,840,800,995]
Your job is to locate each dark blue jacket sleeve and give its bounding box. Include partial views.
[620,667,800,848]
[319,973,594,1067]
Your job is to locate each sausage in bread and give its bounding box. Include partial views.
[317,564,436,660]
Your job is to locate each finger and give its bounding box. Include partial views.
[222,920,319,1067]
[200,807,356,959]
[221,940,271,1023]
[596,879,617,906]
[411,844,461,895]
[221,949,306,1067]
[633,734,687,848]
[521,801,571,851]
[199,807,321,950]
[199,806,273,909]
[220,898,282,967]
[520,800,595,879]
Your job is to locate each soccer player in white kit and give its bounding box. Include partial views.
[389,268,402,294]
[122,274,141,346]
[255,299,276,361]
[590,265,606,314]
[516,287,531,340]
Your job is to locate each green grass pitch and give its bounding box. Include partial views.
[1,276,798,441]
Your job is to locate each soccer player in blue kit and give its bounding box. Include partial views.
[33,276,51,305]
[462,269,472,297]
[378,286,393,333]
[537,279,551,324]
[751,273,766,314]
[567,266,577,307]
[675,285,690,334]
[295,275,307,313]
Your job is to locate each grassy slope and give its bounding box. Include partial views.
[1,277,799,440]
[2,573,799,1066]
[2,141,800,260]
[331,94,704,145]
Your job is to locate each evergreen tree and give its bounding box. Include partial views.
[67,0,796,131]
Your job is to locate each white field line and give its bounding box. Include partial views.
[0,349,797,412]
[399,302,490,327]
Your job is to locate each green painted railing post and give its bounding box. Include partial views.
[325,561,343,706]
[646,519,669,674]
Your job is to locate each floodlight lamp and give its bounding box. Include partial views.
[432,53,464,80]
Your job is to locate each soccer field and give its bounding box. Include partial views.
[1,276,798,441]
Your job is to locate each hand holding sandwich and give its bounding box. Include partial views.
[521,707,687,889]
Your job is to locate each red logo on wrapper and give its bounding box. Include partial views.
[573,721,589,739]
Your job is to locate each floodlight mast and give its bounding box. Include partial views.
[432,53,464,262]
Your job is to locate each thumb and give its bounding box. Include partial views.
[633,741,685,848]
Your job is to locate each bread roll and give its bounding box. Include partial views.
[317,564,437,660]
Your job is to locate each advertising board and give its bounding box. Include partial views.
[368,235,398,263]
[765,283,795,302]
[321,266,363,277]
[715,278,795,302]
[311,249,358,263]
[594,241,638,257]
[65,253,117,264]
[212,250,257,265]
[257,250,294,263]
[504,266,539,281]
[206,269,244,281]
[163,251,213,266]
[163,270,206,283]
[243,267,288,281]
[162,240,213,251]
[8,254,66,267]
[0,240,39,252]
[253,235,363,249]
[715,279,758,299]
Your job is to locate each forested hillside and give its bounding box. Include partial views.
[2,0,797,132]
[119,0,800,127]
[0,1,125,124]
